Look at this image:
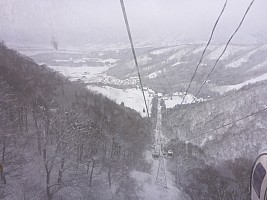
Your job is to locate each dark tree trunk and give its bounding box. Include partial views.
[57,158,65,183]
[89,160,95,188]
[32,107,42,155]
[25,104,28,133]
[108,167,112,189]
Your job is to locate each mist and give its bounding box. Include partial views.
[0,0,266,49]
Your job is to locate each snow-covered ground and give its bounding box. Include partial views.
[131,99,182,200]
[150,45,184,55]
[192,45,215,54]
[131,152,181,200]
[171,61,186,67]
[49,65,109,81]
[226,48,258,68]
[164,93,204,108]
[54,57,118,65]
[248,60,267,71]
[207,45,250,60]
[151,47,173,55]
[213,73,267,94]
[87,85,155,117]
[147,70,163,79]
[49,65,138,85]
[125,55,152,69]
[48,64,156,117]
[168,49,189,61]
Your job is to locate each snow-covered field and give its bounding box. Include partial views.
[48,64,156,117]
[87,85,155,117]
[50,62,203,113]
[49,65,138,85]
[54,57,118,65]
[164,92,204,108]
[49,65,109,80]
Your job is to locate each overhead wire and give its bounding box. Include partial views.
[193,0,256,99]
[185,107,267,142]
[176,0,256,126]
[178,0,228,109]
[176,81,259,127]
[173,0,228,163]
[120,0,150,119]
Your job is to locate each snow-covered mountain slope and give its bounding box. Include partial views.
[107,43,267,97]
[212,72,267,94]
[27,43,267,118]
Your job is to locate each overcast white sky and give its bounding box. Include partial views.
[0,0,266,48]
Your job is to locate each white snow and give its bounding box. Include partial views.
[147,70,162,79]
[54,57,118,65]
[192,45,215,54]
[126,55,152,69]
[151,48,172,55]
[138,55,152,65]
[207,45,249,60]
[131,164,181,200]
[171,61,186,67]
[131,99,181,200]
[226,48,258,68]
[143,65,156,71]
[150,46,182,55]
[87,86,155,117]
[200,135,214,146]
[48,65,139,86]
[131,100,182,199]
[164,93,204,108]
[168,49,188,61]
[214,73,267,94]
[55,59,73,63]
[49,65,109,78]
[248,60,267,71]
[100,58,118,64]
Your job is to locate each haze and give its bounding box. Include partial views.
[0,0,266,49]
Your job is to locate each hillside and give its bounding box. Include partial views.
[154,44,267,200]
[107,43,267,96]
[0,41,152,200]
[6,41,267,200]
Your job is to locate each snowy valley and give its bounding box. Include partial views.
[11,42,266,200]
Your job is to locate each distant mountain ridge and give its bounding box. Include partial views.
[107,43,267,96]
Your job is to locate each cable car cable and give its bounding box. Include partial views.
[193,0,256,99]
[120,0,150,119]
[177,0,256,125]
[186,106,267,143]
[178,0,228,109]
